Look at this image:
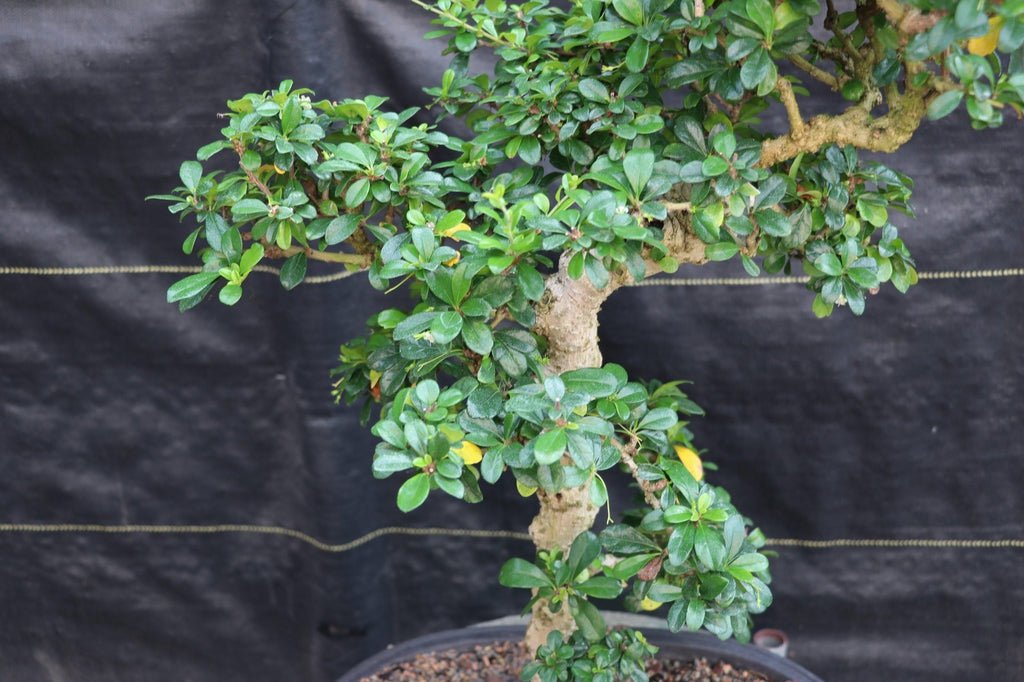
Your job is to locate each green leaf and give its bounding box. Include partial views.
[814,252,843,277]
[218,283,242,306]
[196,141,228,161]
[345,178,371,207]
[927,90,964,120]
[279,252,307,290]
[167,272,220,303]
[281,96,302,133]
[754,208,792,237]
[561,368,619,398]
[612,0,644,25]
[454,31,477,52]
[569,596,606,642]
[701,156,730,177]
[604,552,658,580]
[575,576,622,599]
[430,311,463,345]
[179,161,202,194]
[467,384,502,418]
[623,148,655,196]
[396,473,430,512]
[745,0,775,36]
[694,524,726,569]
[519,136,542,165]
[325,215,361,245]
[666,599,687,633]
[394,311,438,341]
[567,251,585,279]
[584,255,610,290]
[812,293,834,318]
[625,36,651,72]
[638,407,677,431]
[578,78,610,102]
[231,199,269,221]
[740,48,772,90]
[730,552,769,572]
[534,429,567,466]
[462,320,494,355]
[600,524,660,555]
[222,227,243,262]
[685,599,706,631]
[517,264,545,302]
[499,558,553,588]
[567,531,601,579]
[705,241,740,261]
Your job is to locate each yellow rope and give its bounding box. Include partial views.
[767,537,1024,549]
[0,523,531,553]
[0,264,362,285]
[1,523,1020,552]
[631,268,1024,287]
[1,265,1021,286]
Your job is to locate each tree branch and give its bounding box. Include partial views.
[776,77,806,138]
[262,242,371,266]
[789,55,842,90]
[876,0,942,35]
[758,91,928,166]
[611,437,662,510]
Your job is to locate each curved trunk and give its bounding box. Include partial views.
[524,255,619,653]
[524,211,705,653]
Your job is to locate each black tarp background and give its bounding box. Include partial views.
[1,1,1022,680]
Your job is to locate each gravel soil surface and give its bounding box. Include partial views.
[359,640,774,681]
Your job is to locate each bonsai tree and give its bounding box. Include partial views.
[151,0,1023,677]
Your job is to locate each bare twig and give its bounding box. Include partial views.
[611,437,662,510]
[789,55,842,91]
[775,77,806,138]
[263,242,371,266]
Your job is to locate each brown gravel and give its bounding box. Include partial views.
[359,640,773,681]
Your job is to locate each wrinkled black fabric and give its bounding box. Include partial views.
[0,2,1021,681]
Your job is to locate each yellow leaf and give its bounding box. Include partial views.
[639,597,663,612]
[453,440,483,465]
[674,445,704,482]
[516,480,538,497]
[443,252,461,267]
[442,222,472,240]
[368,369,382,387]
[967,16,1003,56]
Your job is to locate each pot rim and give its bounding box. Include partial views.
[337,624,824,682]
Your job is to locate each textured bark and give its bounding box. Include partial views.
[524,486,600,652]
[759,92,928,167]
[524,211,705,653]
[525,253,612,653]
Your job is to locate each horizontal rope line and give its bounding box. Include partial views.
[1,523,1021,552]
[767,537,1024,549]
[0,264,361,285]
[0,265,1020,286]
[632,268,1024,287]
[0,523,531,553]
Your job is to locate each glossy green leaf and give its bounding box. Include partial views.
[279,252,307,290]
[167,272,220,303]
[396,473,430,512]
[499,558,553,589]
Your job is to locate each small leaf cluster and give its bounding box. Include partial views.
[602,464,772,643]
[150,81,457,307]
[501,454,772,643]
[355,357,705,512]
[761,145,918,316]
[522,627,659,682]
